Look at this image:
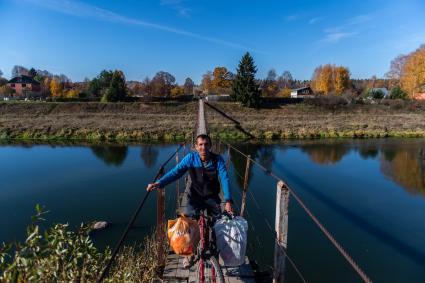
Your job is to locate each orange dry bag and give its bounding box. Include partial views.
[167,215,200,255]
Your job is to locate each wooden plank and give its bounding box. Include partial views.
[164,253,255,282]
[221,257,255,278]
[163,254,179,278]
[176,256,190,278]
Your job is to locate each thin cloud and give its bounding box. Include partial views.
[320,31,357,43]
[318,13,372,44]
[285,14,299,21]
[160,0,191,18]
[309,17,323,24]
[346,14,372,25]
[21,0,263,53]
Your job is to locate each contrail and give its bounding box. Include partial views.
[20,0,265,53]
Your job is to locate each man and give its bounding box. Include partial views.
[147,133,233,218]
[146,134,233,267]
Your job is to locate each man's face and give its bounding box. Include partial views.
[195,138,211,159]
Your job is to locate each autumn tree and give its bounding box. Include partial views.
[211,67,232,94]
[277,70,293,89]
[367,75,386,89]
[334,66,351,95]
[231,52,261,108]
[201,71,213,94]
[261,69,279,97]
[183,77,195,95]
[170,86,185,97]
[50,79,63,97]
[150,71,176,97]
[311,64,351,95]
[400,44,425,98]
[0,85,14,96]
[385,54,408,88]
[142,77,152,96]
[66,89,79,98]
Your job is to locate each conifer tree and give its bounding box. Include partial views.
[231,52,261,107]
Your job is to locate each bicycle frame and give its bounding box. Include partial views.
[197,212,217,283]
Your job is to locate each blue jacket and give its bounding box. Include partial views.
[157,151,232,201]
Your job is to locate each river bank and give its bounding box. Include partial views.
[1,101,425,141]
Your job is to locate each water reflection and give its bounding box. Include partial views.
[90,146,128,166]
[230,144,275,188]
[140,146,159,168]
[299,142,350,165]
[381,147,425,196]
[295,141,425,196]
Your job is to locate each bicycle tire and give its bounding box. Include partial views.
[196,256,225,283]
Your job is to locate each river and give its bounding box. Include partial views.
[1,139,424,282]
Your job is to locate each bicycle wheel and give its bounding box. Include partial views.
[196,256,225,283]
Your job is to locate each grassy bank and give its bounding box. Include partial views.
[1,101,425,141]
[0,206,166,283]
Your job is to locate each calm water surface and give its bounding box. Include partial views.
[1,139,424,282]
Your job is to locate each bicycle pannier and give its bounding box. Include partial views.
[167,215,200,255]
[213,216,248,266]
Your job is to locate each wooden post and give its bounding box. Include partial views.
[175,152,180,209]
[226,145,231,171]
[273,181,290,283]
[240,155,251,217]
[156,176,166,266]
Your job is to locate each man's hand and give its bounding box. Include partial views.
[224,201,234,214]
[146,182,161,192]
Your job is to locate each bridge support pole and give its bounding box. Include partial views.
[175,152,180,209]
[240,155,251,217]
[156,185,165,266]
[226,145,231,171]
[273,180,290,283]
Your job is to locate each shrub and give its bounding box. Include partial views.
[276,88,291,97]
[0,205,165,283]
[389,86,408,99]
[366,88,385,99]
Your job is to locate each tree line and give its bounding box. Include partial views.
[0,43,424,105]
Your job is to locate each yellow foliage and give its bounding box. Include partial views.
[50,79,63,97]
[212,67,232,93]
[201,71,212,93]
[401,45,425,98]
[170,86,184,97]
[276,88,291,97]
[311,64,350,95]
[334,66,350,95]
[66,89,78,98]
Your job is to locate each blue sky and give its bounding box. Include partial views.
[1,0,424,84]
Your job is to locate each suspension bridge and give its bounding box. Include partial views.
[97,99,373,283]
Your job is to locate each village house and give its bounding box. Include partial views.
[415,92,425,100]
[7,75,41,97]
[290,86,314,98]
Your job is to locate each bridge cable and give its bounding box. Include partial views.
[97,143,184,283]
[223,142,373,283]
[232,165,307,283]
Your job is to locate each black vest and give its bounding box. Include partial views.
[188,153,220,198]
